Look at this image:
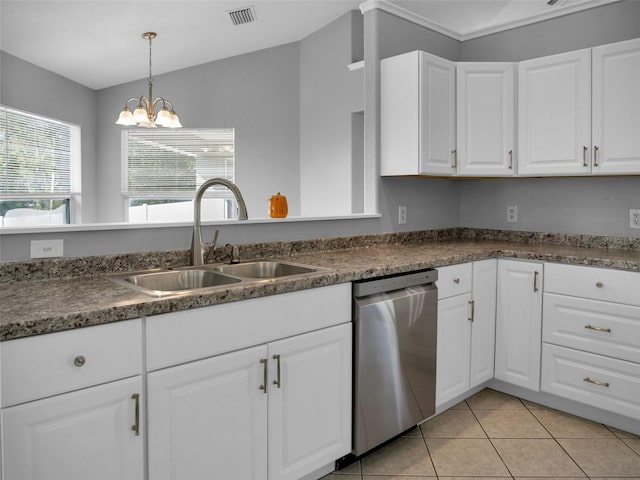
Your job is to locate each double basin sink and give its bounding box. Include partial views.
[108,260,323,297]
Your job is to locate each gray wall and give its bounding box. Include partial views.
[0,52,98,223]
[460,0,640,61]
[95,42,301,222]
[460,177,640,237]
[3,2,640,261]
[299,10,364,216]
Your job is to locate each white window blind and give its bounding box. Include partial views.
[0,105,79,195]
[123,128,235,198]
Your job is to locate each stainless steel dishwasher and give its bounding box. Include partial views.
[353,269,438,456]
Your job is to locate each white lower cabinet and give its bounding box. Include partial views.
[436,260,497,407]
[495,259,543,391]
[2,376,144,480]
[147,345,268,480]
[470,259,498,387]
[436,291,473,405]
[541,343,640,419]
[267,324,352,480]
[147,323,351,480]
[0,320,144,480]
[541,263,640,418]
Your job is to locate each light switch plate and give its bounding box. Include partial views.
[30,239,64,258]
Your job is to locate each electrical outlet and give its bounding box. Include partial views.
[30,239,64,258]
[398,206,407,225]
[630,209,640,229]
[506,206,518,223]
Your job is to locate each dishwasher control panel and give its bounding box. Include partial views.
[353,268,438,297]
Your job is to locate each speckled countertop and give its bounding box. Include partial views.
[2,229,640,341]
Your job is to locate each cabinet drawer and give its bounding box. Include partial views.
[437,263,472,299]
[146,283,351,371]
[1,319,142,407]
[541,343,640,419]
[545,263,640,306]
[543,293,640,363]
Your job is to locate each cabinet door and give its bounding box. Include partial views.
[495,260,543,391]
[436,293,472,407]
[518,49,591,176]
[457,63,515,176]
[420,52,457,175]
[147,345,268,480]
[268,324,351,480]
[2,376,143,480]
[470,259,497,388]
[592,38,640,174]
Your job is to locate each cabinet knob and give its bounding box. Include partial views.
[596,282,603,288]
[453,278,460,284]
[74,355,86,367]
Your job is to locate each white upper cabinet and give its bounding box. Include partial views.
[457,63,516,176]
[518,49,592,176]
[592,38,640,174]
[381,50,456,176]
[519,37,640,176]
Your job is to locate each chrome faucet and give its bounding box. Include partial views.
[190,178,248,266]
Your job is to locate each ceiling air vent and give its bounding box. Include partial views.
[228,6,256,26]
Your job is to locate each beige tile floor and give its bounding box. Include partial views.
[324,388,640,480]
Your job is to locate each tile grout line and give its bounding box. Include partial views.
[419,422,441,479]
[522,400,591,479]
[467,398,517,480]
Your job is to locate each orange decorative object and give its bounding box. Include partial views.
[269,192,288,218]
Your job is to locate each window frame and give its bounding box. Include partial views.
[120,128,235,223]
[0,105,81,227]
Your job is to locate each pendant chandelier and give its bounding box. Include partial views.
[115,32,182,128]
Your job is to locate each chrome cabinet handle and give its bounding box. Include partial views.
[131,393,140,436]
[74,355,86,367]
[451,149,457,168]
[585,324,612,333]
[593,146,599,167]
[584,377,609,388]
[468,300,475,322]
[508,150,513,169]
[272,354,281,388]
[583,146,588,167]
[259,358,268,394]
[453,278,460,284]
[596,282,603,288]
[533,271,539,292]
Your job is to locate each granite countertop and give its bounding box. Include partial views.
[2,237,640,341]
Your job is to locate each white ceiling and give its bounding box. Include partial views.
[0,0,619,90]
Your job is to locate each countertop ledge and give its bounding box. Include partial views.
[2,237,640,341]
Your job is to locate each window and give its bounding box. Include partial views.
[122,128,235,222]
[0,105,81,227]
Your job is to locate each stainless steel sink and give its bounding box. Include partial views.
[108,260,324,297]
[206,260,318,278]
[108,269,241,297]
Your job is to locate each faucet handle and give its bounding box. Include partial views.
[231,245,240,264]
